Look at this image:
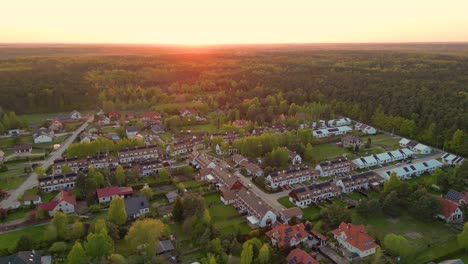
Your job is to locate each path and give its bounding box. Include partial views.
[0,116,93,209]
[4,152,45,162]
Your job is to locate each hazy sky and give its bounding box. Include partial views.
[1,0,468,44]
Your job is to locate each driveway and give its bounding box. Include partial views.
[0,116,93,209]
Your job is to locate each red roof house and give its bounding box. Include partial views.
[37,190,76,216]
[286,248,318,264]
[97,186,134,204]
[232,119,247,127]
[265,223,309,248]
[438,196,464,223]
[331,222,379,258]
[107,111,121,119]
[140,112,161,121]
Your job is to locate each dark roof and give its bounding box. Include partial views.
[124,196,149,216]
[14,144,32,151]
[156,240,175,254]
[126,126,139,133]
[0,250,44,264]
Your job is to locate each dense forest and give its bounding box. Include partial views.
[0,44,467,155]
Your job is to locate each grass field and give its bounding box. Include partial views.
[0,225,46,250]
[278,196,295,208]
[0,168,26,178]
[311,143,351,161]
[203,193,251,235]
[0,175,27,190]
[183,123,218,133]
[0,135,33,149]
[352,212,458,263]
[303,206,321,221]
[18,112,64,124]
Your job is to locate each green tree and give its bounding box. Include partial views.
[458,223,468,250]
[449,129,464,153]
[34,166,45,178]
[172,196,184,222]
[256,243,270,264]
[125,219,168,257]
[115,165,126,186]
[84,230,114,261]
[321,204,351,230]
[108,197,127,225]
[240,243,253,264]
[15,235,33,251]
[183,194,205,218]
[67,241,87,264]
[43,225,58,243]
[140,187,154,201]
[71,221,86,240]
[51,211,68,240]
[48,241,68,255]
[356,199,381,217]
[108,254,128,264]
[303,143,314,162]
[383,173,401,194]
[209,255,217,264]
[383,234,412,257]
[382,191,401,217]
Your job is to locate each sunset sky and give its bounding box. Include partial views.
[1,0,468,44]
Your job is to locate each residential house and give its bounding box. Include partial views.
[96,186,134,204]
[310,229,328,246]
[0,250,51,264]
[151,124,166,134]
[279,207,303,223]
[107,111,121,120]
[215,143,238,156]
[52,155,119,174]
[140,111,161,121]
[442,153,464,166]
[156,240,175,255]
[446,190,468,206]
[23,195,42,206]
[265,223,309,248]
[352,149,414,169]
[49,119,63,131]
[341,135,362,149]
[126,127,139,139]
[7,129,21,136]
[232,154,248,167]
[32,128,54,143]
[232,119,248,127]
[241,162,264,178]
[37,190,77,216]
[87,124,101,134]
[288,181,340,207]
[327,117,352,127]
[97,115,111,125]
[124,196,150,220]
[286,248,319,264]
[354,123,377,135]
[165,191,178,203]
[335,172,384,194]
[38,173,78,193]
[201,166,244,191]
[315,158,355,177]
[235,188,277,227]
[169,138,204,156]
[331,222,379,258]
[380,159,443,180]
[287,149,302,165]
[437,197,464,223]
[312,126,352,138]
[118,144,164,163]
[266,167,320,189]
[69,110,82,119]
[79,132,99,143]
[179,109,192,117]
[134,159,167,176]
[14,144,32,154]
[190,151,216,170]
[399,138,432,154]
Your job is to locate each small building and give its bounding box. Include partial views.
[156,240,175,255]
[7,129,21,136]
[267,167,319,189]
[232,119,247,127]
[14,144,32,154]
[49,119,63,131]
[327,117,352,127]
[37,190,77,216]
[151,124,167,134]
[279,207,303,223]
[399,138,432,154]
[0,250,52,264]
[446,190,468,206]
[336,172,384,194]
[312,126,352,138]
[380,159,443,180]
[23,195,42,206]
[165,191,178,203]
[289,181,340,208]
[287,149,302,165]
[241,162,264,178]
[232,154,248,167]
[265,223,309,248]
[331,222,379,258]
[32,128,55,144]
[96,186,134,204]
[126,127,139,139]
[437,196,464,223]
[354,123,377,135]
[124,196,150,220]
[286,248,318,264]
[69,110,82,119]
[441,153,464,166]
[107,111,121,120]
[140,112,162,121]
[341,135,362,149]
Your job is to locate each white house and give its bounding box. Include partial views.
[441,153,464,166]
[352,149,414,169]
[354,123,377,135]
[315,158,354,177]
[312,126,352,138]
[399,138,432,154]
[438,197,464,223]
[287,149,302,165]
[266,167,319,189]
[8,129,21,136]
[335,171,384,193]
[125,127,139,139]
[37,190,76,216]
[69,110,82,119]
[331,222,379,258]
[327,117,352,127]
[380,159,443,180]
[32,128,55,144]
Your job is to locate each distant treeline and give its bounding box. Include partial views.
[0,47,466,155]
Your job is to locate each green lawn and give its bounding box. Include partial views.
[203,193,221,204]
[345,192,366,201]
[0,135,33,149]
[366,133,401,149]
[41,191,59,202]
[183,123,218,133]
[19,112,64,125]
[182,180,206,189]
[2,207,30,222]
[311,143,351,161]
[203,193,251,235]
[277,196,295,208]
[0,168,26,178]
[302,205,321,221]
[352,212,458,264]
[0,175,27,190]
[0,225,46,250]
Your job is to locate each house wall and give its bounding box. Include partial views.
[34,135,53,143]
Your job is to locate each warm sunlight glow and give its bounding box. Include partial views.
[1,0,468,44]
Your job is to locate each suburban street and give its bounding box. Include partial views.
[0,115,94,209]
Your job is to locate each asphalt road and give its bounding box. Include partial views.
[0,116,93,209]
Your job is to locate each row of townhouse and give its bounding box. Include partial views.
[266,167,320,189]
[352,148,414,169]
[315,158,355,176]
[118,144,165,163]
[215,143,238,156]
[312,126,352,138]
[190,151,216,170]
[53,155,119,174]
[354,122,377,135]
[133,159,171,177]
[399,138,432,154]
[288,171,384,207]
[168,138,204,156]
[235,188,277,227]
[230,154,264,177]
[313,118,352,129]
[39,172,78,193]
[441,153,465,166]
[380,159,443,180]
[200,165,244,192]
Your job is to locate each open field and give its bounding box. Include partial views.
[0,175,27,190]
[311,143,351,161]
[0,225,46,250]
[18,112,64,125]
[182,123,218,133]
[278,196,295,208]
[204,193,251,235]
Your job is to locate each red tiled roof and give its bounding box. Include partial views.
[286,248,318,264]
[140,112,161,118]
[438,196,460,219]
[37,200,60,211]
[118,187,134,196]
[310,229,327,241]
[58,190,77,206]
[265,223,309,248]
[331,222,379,252]
[281,207,303,219]
[96,186,120,199]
